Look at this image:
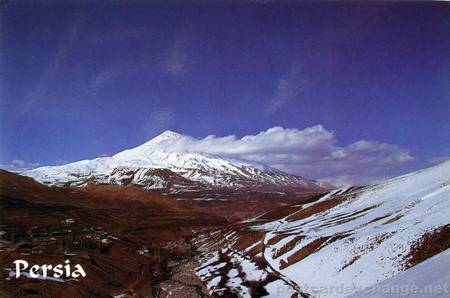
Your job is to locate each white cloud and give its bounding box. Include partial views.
[1,160,41,172]
[12,159,27,166]
[22,15,84,112]
[144,108,176,134]
[428,155,450,165]
[162,29,190,76]
[54,159,68,165]
[158,125,415,186]
[89,68,123,90]
[0,126,417,186]
[88,61,142,91]
[267,62,306,113]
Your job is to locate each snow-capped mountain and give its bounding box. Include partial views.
[195,160,450,297]
[23,130,328,192]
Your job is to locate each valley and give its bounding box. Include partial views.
[0,169,322,297]
[1,131,449,297]
[0,170,224,297]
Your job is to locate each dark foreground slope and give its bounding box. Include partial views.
[0,170,225,297]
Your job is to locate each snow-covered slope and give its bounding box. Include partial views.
[23,130,327,192]
[195,161,450,297]
[350,248,450,298]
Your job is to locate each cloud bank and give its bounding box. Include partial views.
[159,125,415,186]
[0,160,41,172]
[2,126,418,187]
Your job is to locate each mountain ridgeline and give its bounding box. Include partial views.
[23,130,332,193]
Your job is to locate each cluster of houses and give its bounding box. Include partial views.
[1,221,198,288]
[0,219,118,256]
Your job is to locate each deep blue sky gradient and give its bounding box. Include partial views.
[1,1,449,169]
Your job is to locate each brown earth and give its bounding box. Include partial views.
[406,224,450,268]
[279,237,330,270]
[0,169,328,297]
[175,189,324,221]
[0,170,225,298]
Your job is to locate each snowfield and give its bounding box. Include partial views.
[350,248,450,298]
[196,161,450,297]
[22,130,326,192]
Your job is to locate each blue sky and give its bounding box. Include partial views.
[1,1,449,184]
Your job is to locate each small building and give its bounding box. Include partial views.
[31,245,47,254]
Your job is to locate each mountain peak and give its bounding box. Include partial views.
[24,128,330,192]
[148,130,182,144]
[159,130,181,137]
